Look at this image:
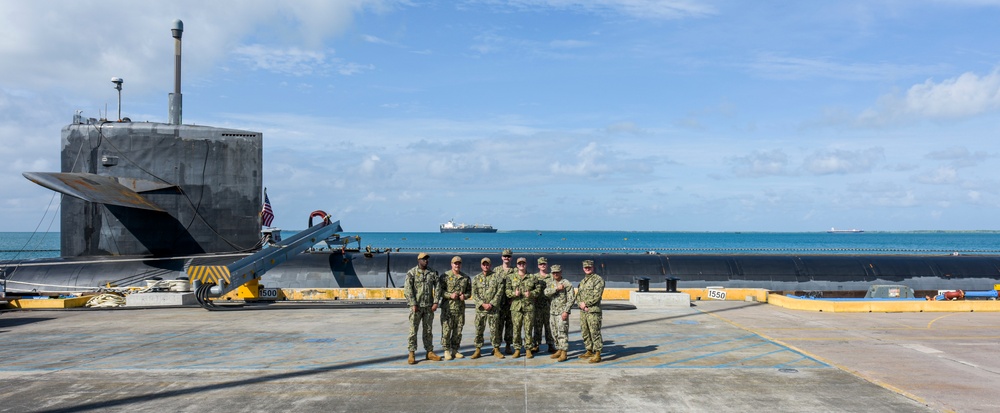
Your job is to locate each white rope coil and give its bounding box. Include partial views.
[85,293,126,308]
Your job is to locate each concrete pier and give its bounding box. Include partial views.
[125,292,197,307]
[1,301,996,412]
[628,291,691,308]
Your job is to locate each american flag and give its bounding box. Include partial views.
[261,190,274,227]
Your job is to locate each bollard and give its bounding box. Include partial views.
[666,277,679,293]
[638,277,650,292]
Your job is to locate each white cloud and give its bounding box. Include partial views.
[859,68,1000,125]
[728,147,885,178]
[469,32,506,55]
[0,0,394,95]
[549,39,592,49]
[802,148,884,175]
[926,146,974,160]
[924,146,993,168]
[869,190,918,208]
[605,121,644,134]
[397,191,423,202]
[359,154,398,180]
[748,54,935,81]
[361,154,381,172]
[728,149,789,177]
[913,166,958,185]
[229,44,371,77]
[550,142,611,176]
[362,34,389,45]
[233,45,331,76]
[337,62,376,76]
[482,0,716,19]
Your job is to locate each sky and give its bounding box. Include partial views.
[1,0,1000,232]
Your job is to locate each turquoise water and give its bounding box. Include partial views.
[0,232,60,260]
[3,231,1000,261]
[353,231,1000,255]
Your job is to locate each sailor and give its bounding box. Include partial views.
[544,264,574,362]
[471,257,505,359]
[404,252,441,364]
[506,257,541,358]
[531,256,555,353]
[577,259,606,363]
[493,248,516,354]
[439,256,471,360]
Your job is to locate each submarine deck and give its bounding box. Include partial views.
[0,302,997,412]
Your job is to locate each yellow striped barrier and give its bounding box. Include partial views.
[768,294,1000,312]
[187,265,231,285]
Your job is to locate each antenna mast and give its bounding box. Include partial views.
[168,19,183,125]
[111,77,123,121]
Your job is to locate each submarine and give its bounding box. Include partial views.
[3,21,1000,297]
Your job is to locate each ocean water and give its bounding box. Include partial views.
[354,231,1000,255]
[3,231,999,261]
[0,232,60,260]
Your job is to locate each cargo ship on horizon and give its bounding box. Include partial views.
[828,227,864,233]
[440,219,498,233]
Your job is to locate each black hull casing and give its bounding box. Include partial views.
[4,252,1000,293]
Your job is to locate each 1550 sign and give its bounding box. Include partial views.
[707,289,727,300]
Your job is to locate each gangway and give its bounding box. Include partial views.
[188,210,348,310]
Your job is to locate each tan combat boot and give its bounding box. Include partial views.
[407,351,416,365]
[443,349,453,361]
[588,353,602,364]
[579,350,593,359]
[453,350,464,359]
[549,350,560,359]
[526,348,534,359]
[512,349,521,358]
[493,348,505,359]
[557,350,567,362]
[426,351,442,361]
[471,348,482,359]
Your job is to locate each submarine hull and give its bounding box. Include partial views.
[4,251,999,294]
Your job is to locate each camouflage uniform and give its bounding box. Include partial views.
[493,264,516,347]
[544,276,575,352]
[532,271,554,349]
[578,268,605,355]
[506,270,541,351]
[404,265,440,352]
[439,269,471,353]
[472,268,505,350]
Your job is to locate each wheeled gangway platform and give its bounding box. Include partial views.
[186,211,352,310]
